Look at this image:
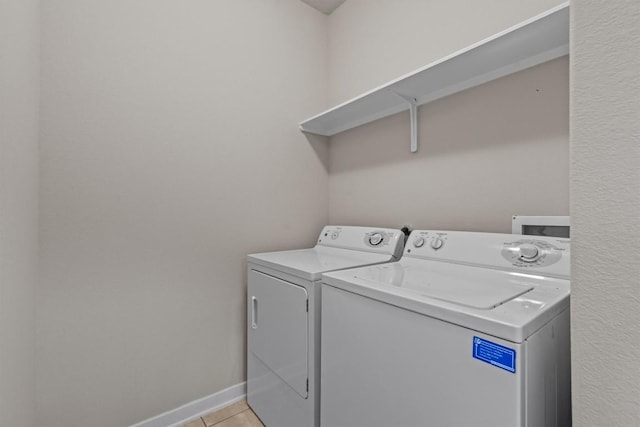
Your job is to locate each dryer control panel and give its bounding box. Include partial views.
[405,230,570,279]
[317,226,405,259]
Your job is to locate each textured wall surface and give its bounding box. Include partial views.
[571,0,640,424]
[327,0,569,233]
[38,1,328,425]
[0,0,39,425]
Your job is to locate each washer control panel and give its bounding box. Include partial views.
[404,230,570,278]
[501,239,563,268]
[408,231,448,253]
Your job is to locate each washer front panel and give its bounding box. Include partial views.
[321,285,522,427]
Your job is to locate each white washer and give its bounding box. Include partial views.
[247,225,405,427]
[321,230,571,427]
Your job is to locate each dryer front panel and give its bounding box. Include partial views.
[248,270,309,399]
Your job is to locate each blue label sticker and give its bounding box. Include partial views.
[473,336,516,373]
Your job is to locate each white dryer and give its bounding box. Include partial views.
[247,226,405,427]
[321,230,571,427]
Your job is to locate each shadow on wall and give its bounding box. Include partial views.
[304,133,330,173]
[328,57,569,174]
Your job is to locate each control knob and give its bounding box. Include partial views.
[518,244,540,262]
[413,236,425,248]
[431,237,444,250]
[369,233,383,246]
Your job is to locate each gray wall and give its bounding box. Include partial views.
[0,0,39,425]
[327,0,568,232]
[26,0,640,425]
[38,1,328,425]
[328,58,569,232]
[571,0,640,424]
[327,0,566,105]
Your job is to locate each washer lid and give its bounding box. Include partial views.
[397,273,533,310]
[248,246,395,281]
[354,262,533,310]
[322,258,570,343]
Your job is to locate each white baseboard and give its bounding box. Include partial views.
[130,382,247,427]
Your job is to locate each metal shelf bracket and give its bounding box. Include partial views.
[393,92,419,153]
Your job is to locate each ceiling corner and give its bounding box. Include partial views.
[300,0,346,15]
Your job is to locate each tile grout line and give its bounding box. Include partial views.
[206,404,248,427]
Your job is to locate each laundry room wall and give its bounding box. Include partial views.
[326,0,569,232]
[571,0,640,424]
[38,1,328,426]
[0,0,39,425]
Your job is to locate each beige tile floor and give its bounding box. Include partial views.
[183,400,264,427]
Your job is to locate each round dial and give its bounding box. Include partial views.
[413,236,425,248]
[501,239,564,268]
[431,237,444,250]
[518,243,540,262]
[369,233,383,246]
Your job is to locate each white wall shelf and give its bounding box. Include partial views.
[299,2,569,153]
